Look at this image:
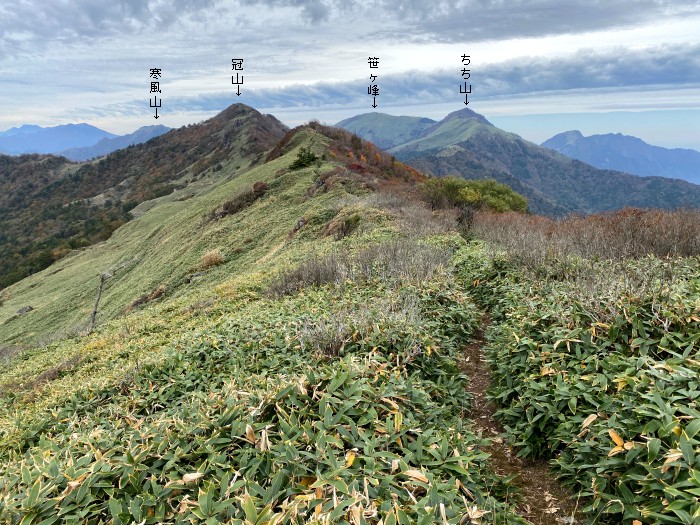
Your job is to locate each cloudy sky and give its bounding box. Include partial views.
[1,0,699,149]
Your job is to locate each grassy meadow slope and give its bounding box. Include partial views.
[0,120,533,523]
[0,127,323,346]
[2,104,699,524]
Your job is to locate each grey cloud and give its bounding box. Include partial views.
[480,44,700,95]
[150,42,700,114]
[238,0,331,23]
[3,0,699,56]
[0,0,216,53]
[375,0,700,43]
[231,0,700,42]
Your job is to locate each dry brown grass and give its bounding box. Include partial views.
[472,208,700,266]
[470,208,700,319]
[293,295,422,359]
[268,238,453,297]
[200,249,225,270]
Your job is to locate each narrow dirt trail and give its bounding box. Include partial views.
[461,315,583,525]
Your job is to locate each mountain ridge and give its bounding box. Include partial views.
[0,111,423,346]
[337,110,700,216]
[335,112,435,149]
[58,125,172,161]
[542,130,700,184]
[0,123,116,155]
[0,104,288,288]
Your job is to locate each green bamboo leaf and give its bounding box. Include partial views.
[396,507,412,525]
[679,435,695,464]
[326,478,349,494]
[684,418,700,439]
[647,438,661,462]
[242,494,258,523]
[35,516,59,525]
[383,511,397,525]
[26,478,42,508]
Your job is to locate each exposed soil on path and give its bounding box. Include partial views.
[461,315,584,525]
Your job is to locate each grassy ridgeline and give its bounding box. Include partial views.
[3,114,699,523]
[0,124,531,523]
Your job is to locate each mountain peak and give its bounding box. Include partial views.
[442,107,493,127]
[210,103,263,123]
[334,113,436,150]
[541,130,584,150]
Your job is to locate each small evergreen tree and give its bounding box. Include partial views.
[290,147,318,170]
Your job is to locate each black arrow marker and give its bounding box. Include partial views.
[154,107,159,119]
[372,96,377,108]
[237,85,241,96]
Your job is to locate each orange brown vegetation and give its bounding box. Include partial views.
[200,249,225,270]
[472,207,700,264]
[129,284,167,310]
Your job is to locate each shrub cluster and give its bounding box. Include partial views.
[289,146,318,170]
[200,249,225,270]
[421,177,527,213]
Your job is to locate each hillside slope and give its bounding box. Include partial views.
[0,105,287,288]
[2,106,695,524]
[542,130,700,184]
[0,117,424,347]
[0,117,543,524]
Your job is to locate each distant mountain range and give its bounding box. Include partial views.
[0,123,171,159]
[0,124,116,155]
[337,109,700,216]
[3,105,699,288]
[541,130,700,185]
[59,125,171,161]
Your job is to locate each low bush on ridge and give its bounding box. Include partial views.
[421,177,528,213]
[200,249,225,269]
[207,182,269,222]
